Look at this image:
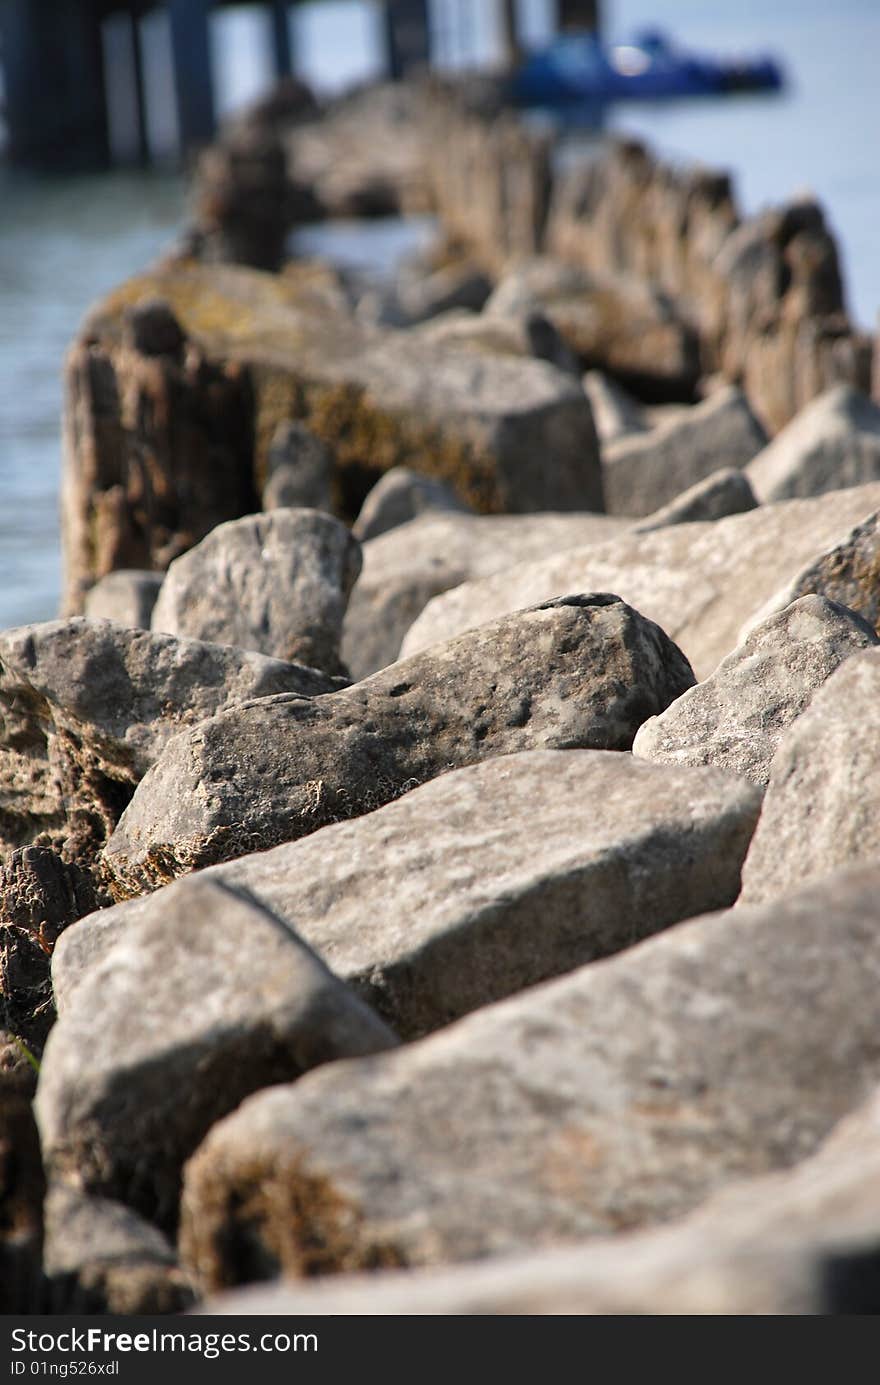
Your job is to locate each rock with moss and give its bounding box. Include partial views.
[35,877,397,1229]
[0,617,344,867]
[63,261,604,611]
[400,483,880,679]
[150,509,361,675]
[178,866,880,1290]
[194,1085,880,1315]
[102,594,695,898]
[54,750,760,1039]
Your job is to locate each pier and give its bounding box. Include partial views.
[0,0,601,170]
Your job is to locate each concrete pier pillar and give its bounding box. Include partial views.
[499,0,523,66]
[270,1,294,78]
[557,0,601,32]
[167,0,216,152]
[0,0,110,168]
[384,0,431,81]
[130,10,151,166]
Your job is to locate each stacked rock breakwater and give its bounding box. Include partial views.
[5,80,880,1316]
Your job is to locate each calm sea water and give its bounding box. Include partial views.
[1,0,877,630]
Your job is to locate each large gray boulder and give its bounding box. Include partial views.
[633,596,878,785]
[102,595,696,897]
[83,571,163,630]
[179,866,880,1289]
[342,511,629,679]
[400,483,880,678]
[634,467,757,532]
[601,385,767,518]
[0,617,343,864]
[151,509,362,676]
[195,1087,880,1315]
[739,649,880,903]
[745,385,880,503]
[35,876,396,1227]
[55,751,760,1038]
[351,467,469,543]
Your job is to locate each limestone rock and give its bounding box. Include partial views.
[56,751,760,1038]
[634,468,757,532]
[343,511,627,677]
[83,571,163,630]
[195,1087,880,1315]
[746,385,880,503]
[400,483,880,679]
[43,1187,193,1314]
[485,257,701,400]
[35,877,397,1227]
[66,260,604,613]
[601,386,766,518]
[740,649,880,902]
[103,595,696,897]
[179,866,880,1288]
[744,509,880,638]
[0,848,100,1051]
[583,371,649,443]
[352,468,469,543]
[151,509,361,675]
[410,310,581,376]
[0,617,343,865]
[633,596,877,785]
[262,422,333,513]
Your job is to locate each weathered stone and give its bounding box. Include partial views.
[43,1187,193,1314]
[744,509,880,638]
[83,570,163,630]
[745,385,880,503]
[352,468,469,543]
[634,468,758,532]
[633,596,877,786]
[409,309,581,376]
[103,595,695,897]
[62,288,256,615]
[151,510,362,675]
[179,866,880,1289]
[0,617,343,865]
[262,421,333,513]
[582,371,649,443]
[35,876,397,1228]
[342,511,628,679]
[401,483,880,678]
[485,257,701,401]
[601,386,766,518]
[0,848,100,1051]
[195,1087,880,1315]
[55,751,760,1039]
[0,1075,44,1312]
[740,649,880,903]
[67,259,604,606]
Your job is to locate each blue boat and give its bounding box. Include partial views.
[510,29,784,109]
